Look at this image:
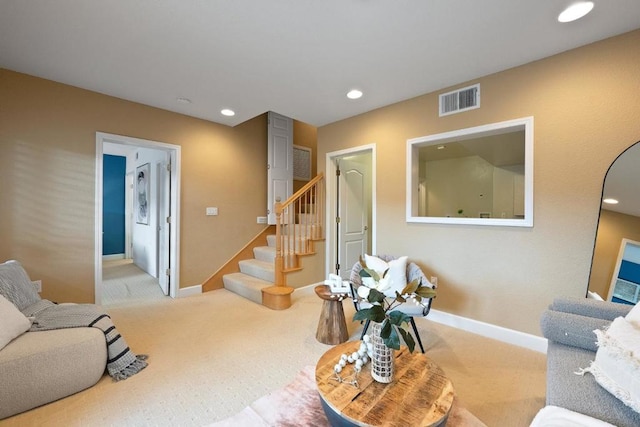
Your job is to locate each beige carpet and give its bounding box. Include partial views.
[0,283,546,426]
[101,259,166,306]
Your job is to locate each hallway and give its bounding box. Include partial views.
[102,259,166,306]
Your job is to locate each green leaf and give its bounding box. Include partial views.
[359,255,367,268]
[353,305,386,323]
[416,287,437,299]
[384,326,401,350]
[401,278,420,295]
[381,318,392,339]
[388,310,411,327]
[398,328,416,353]
[359,267,380,282]
[395,291,406,303]
[353,307,373,321]
[367,288,386,304]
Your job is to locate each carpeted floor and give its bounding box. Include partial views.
[101,259,166,306]
[1,276,546,426]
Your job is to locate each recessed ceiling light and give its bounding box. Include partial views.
[436,145,446,150]
[558,2,594,23]
[347,89,363,100]
[221,109,235,117]
[176,97,192,104]
[603,198,619,205]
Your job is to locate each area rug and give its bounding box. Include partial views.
[208,365,487,427]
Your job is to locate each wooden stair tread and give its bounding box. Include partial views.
[262,285,294,295]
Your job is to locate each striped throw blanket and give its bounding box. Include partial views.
[23,300,148,381]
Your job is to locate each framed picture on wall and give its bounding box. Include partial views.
[293,145,312,181]
[136,163,150,225]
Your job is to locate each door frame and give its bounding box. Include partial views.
[325,144,377,278]
[95,132,181,303]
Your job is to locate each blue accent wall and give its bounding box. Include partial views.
[619,260,640,285]
[103,155,126,255]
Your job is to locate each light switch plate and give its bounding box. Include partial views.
[206,207,218,216]
[257,216,267,224]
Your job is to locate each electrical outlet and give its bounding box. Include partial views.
[206,207,218,216]
[430,276,438,286]
[33,280,42,293]
[257,216,267,224]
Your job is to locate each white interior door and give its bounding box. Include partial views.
[267,112,293,224]
[338,156,370,279]
[157,156,171,295]
[125,172,134,259]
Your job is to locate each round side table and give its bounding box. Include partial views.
[314,285,350,345]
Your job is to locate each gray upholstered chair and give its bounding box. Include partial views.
[349,255,435,353]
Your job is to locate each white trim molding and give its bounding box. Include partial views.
[178,285,202,298]
[102,254,125,261]
[428,309,548,354]
[95,132,182,303]
[325,144,377,278]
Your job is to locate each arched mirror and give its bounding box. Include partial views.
[588,141,640,304]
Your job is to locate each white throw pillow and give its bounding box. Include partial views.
[586,317,640,414]
[364,255,408,297]
[0,294,32,351]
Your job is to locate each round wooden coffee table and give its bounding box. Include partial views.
[315,341,454,426]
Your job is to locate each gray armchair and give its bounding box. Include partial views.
[349,255,436,353]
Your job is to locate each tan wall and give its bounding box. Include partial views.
[0,69,268,302]
[293,120,318,192]
[589,210,640,299]
[318,29,640,335]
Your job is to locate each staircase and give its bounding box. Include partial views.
[222,235,277,305]
[222,174,325,310]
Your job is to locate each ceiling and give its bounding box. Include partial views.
[1,1,640,127]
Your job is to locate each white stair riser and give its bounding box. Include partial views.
[239,260,274,282]
[254,246,275,263]
[222,273,264,305]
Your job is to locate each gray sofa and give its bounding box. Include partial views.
[540,297,640,426]
[0,260,107,419]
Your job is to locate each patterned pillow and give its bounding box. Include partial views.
[0,260,41,311]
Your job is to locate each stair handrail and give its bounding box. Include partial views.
[274,173,325,286]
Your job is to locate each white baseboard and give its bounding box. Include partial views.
[428,309,548,354]
[263,282,548,353]
[296,281,324,291]
[178,284,202,298]
[102,253,125,261]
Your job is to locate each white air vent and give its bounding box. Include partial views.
[439,83,480,116]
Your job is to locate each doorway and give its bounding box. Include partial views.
[95,132,181,305]
[326,145,376,279]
